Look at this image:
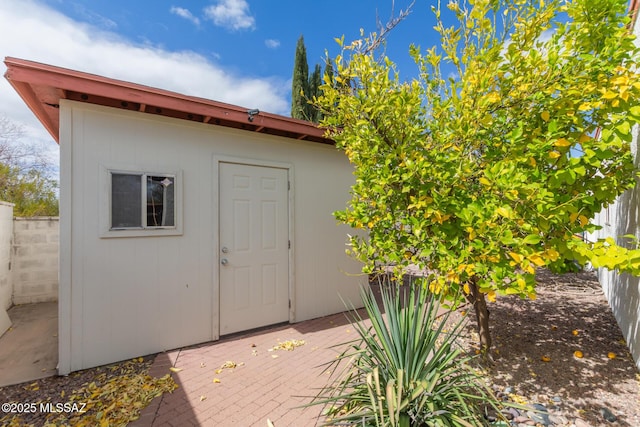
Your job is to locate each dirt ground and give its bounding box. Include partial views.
[454,269,640,426]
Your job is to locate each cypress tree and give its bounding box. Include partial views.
[307,64,322,122]
[291,35,309,120]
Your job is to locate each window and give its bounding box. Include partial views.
[101,166,182,237]
[111,172,175,229]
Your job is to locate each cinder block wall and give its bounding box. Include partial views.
[0,203,13,311]
[12,217,59,304]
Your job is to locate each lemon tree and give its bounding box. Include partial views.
[316,0,640,352]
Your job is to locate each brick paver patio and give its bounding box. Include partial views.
[130,311,364,427]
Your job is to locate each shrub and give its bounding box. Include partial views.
[312,276,502,426]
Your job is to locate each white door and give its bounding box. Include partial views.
[219,162,289,335]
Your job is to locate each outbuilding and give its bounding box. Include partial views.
[4,57,364,375]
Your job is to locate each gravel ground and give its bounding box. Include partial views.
[453,269,640,427]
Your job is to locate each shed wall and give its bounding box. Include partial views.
[59,100,364,373]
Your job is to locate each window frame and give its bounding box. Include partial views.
[100,164,183,238]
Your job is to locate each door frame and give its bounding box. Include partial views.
[212,155,295,340]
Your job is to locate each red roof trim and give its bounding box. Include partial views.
[3,57,333,145]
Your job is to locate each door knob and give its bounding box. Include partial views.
[221,258,228,266]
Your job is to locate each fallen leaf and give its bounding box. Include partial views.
[169,367,182,373]
[551,325,558,331]
[574,350,584,358]
[272,355,279,359]
[271,339,306,351]
[572,329,579,336]
[200,362,206,368]
[200,395,207,401]
[215,369,223,374]
[608,352,616,359]
[213,378,221,383]
[541,356,551,362]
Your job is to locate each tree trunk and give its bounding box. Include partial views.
[465,278,491,353]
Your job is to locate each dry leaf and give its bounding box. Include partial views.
[541,355,551,362]
[213,378,221,383]
[272,355,279,359]
[169,367,182,373]
[572,329,579,336]
[200,362,206,368]
[551,325,558,331]
[271,339,305,351]
[215,369,223,374]
[608,352,616,359]
[574,350,584,358]
[200,395,207,401]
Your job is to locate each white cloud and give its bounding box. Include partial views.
[0,0,289,159]
[170,6,200,26]
[204,0,255,31]
[265,39,280,49]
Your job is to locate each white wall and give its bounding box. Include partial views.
[0,202,13,336]
[592,122,640,371]
[11,217,59,304]
[59,100,364,373]
[590,13,640,371]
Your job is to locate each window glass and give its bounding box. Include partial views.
[112,173,142,228]
[147,176,175,227]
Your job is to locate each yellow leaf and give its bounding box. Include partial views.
[200,395,207,401]
[541,111,550,122]
[169,367,182,373]
[215,369,223,374]
[548,151,561,159]
[463,283,470,295]
[572,329,579,336]
[603,90,617,99]
[213,378,220,383]
[497,207,511,218]
[570,212,579,223]
[528,291,537,300]
[578,215,589,227]
[529,157,537,167]
[608,352,616,359]
[486,290,496,303]
[554,138,571,148]
[508,252,523,263]
[517,276,526,290]
[529,254,546,267]
[479,177,491,186]
[574,350,584,358]
[541,355,551,362]
[486,92,500,103]
[579,133,591,143]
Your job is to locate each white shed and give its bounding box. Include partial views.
[4,57,364,374]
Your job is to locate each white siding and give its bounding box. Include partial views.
[58,100,364,374]
[590,15,640,371]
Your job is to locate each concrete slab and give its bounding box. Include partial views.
[0,302,58,387]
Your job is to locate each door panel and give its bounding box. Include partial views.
[219,162,289,335]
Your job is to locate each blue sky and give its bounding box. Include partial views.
[0,0,442,159]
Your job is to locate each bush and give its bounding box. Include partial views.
[312,276,502,426]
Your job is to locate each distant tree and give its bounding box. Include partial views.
[0,115,58,216]
[308,64,323,122]
[291,35,310,120]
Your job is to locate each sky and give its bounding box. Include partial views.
[0,0,441,170]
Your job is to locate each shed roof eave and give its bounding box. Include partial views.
[3,57,333,145]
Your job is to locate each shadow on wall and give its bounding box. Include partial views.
[603,125,640,370]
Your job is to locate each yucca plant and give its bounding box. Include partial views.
[311,276,502,426]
